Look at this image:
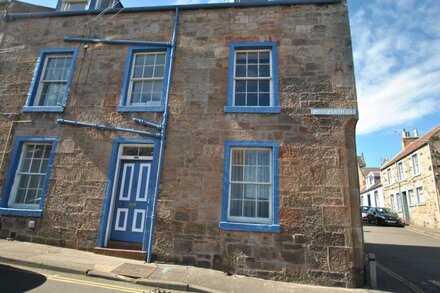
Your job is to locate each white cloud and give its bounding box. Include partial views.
[352,0,440,135]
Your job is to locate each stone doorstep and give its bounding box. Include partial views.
[405,225,440,240]
[94,247,147,261]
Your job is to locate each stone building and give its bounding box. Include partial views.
[359,170,384,208]
[0,0,363,287]
[381,126,440,228]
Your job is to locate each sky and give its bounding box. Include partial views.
[21,0,440,167]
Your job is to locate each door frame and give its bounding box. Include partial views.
[97,138,160,251]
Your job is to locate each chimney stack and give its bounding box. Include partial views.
[401,128,419,149]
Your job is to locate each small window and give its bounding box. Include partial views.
[61,0,89,11]
[0,138,58,217]
[24,48,78,113]
[416,187,425,204]
[220,141,280,233]
[387,168,393,185]
[390,194,396,211]
[96,0,117,9]
[396,193,403,212]
[408,189,416,206]
[397,162,404,182]
[118,47,170,112]
[121,146,154,157]
[411,154,420,176]
[225,43,280,113]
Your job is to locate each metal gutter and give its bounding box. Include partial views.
[56,119,161,138]
[7,0,342,20]
[64,37,171,47]
[146,7,179,263]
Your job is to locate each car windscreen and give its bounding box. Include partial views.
[376,208,394,214]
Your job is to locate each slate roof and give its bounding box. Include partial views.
[381,125,440,170]
[360,181,382,194]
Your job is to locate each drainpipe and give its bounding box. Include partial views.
[146,7,179,263]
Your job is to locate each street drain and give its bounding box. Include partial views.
[111,263,156,279]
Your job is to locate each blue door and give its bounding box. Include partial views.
[110,160,151,243]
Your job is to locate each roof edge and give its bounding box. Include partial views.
[7,0,342,20]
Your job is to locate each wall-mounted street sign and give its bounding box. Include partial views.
[310,108,357,116]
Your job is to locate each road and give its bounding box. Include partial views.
[364,224,440,293]
[0,263,179,293]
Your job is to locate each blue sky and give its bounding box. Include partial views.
[22,0,440,167]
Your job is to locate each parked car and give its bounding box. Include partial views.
[361,206,371,222]
[366,207,404,226]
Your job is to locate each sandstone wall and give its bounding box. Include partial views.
[0,2,362,287]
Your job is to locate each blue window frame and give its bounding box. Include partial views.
[23,48,78,113]
[220,141,280,233]
[56,0,122,11]
[0,137,58,217]
[117,46,171,112]
[225,42,280,113]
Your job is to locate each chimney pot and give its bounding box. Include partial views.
[414,129,419,137]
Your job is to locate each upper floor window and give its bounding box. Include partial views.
[118,47,170,112]
[61,0,90,11]
[24,48,78,113]
[96,0,120,9]
[411,153,420,176]
[387,168,393,185]
[397,162,404,182]
[220,141,280,233]
[225,42,280,113]
[0,137,58,217]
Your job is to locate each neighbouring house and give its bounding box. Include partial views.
[0,0,364,287]
[356,153,379,191]
[381,126,440,229]
[359,171,384,207]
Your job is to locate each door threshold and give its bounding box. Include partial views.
[94,247,147,261]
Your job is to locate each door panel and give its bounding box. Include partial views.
[110,160,151,244]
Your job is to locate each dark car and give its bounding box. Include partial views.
[366,207,404,226]
[361,206,371,222]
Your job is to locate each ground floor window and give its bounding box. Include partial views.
[416,187,425,204]
[0,137,57,217]
[220,141,280,233]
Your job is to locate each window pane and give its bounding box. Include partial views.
[144,54,156,65]
[259,65,270,77]
[236,65,246,77]
[244,184,257,199]
[134,54,145,65]
[122,147,139,156]
[258,167,270,183]
[151,92,161,103]
[133,66,143,78]
[245,150,257,165]
[231,166,243,181]
[257,201,269,218]
[156,53,166,65]
[244,166,257,182]
[235,81,246,93]
[232,149,244,164]
[143,66,154,78]
[235,93,246,106]
[230,200,242,217]
[39,83,66,106]
[247,65,258,77]
[21,159,32,172]
[259,80,270,92]
[248,52,258,64]
[247,93,258,106]
[243,200,256,217]
[247,80,258,92]
[259,52,270,64]
[257,185,270,200]
[154,65,164,78]
[138,147,154,156]
[236,52,247,64]
[258,150,270,166]
[152,80,162,93]
[39,159,49,174]
[231,183,243,199]
[259,93,270,106]
[15,188,26,204]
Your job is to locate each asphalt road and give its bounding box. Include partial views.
[363,224,440,293]
[0,263,179,293]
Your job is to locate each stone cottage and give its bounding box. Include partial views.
[381,126,440,228]
[0,0,363,287]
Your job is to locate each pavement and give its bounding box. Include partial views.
[404,224,440,240]
[0,239,377,293]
